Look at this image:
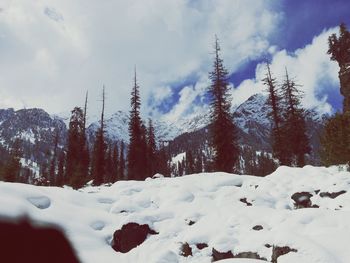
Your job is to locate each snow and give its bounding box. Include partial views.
[1,166,350,262]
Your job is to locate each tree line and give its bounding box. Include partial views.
[1,23,349,186]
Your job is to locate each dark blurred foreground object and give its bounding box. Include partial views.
[0,217,80,263]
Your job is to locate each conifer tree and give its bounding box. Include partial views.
[111,142,119,182]
[127,69,146,180]
[263,64,289,165]
[280,68,310,166]
[146,119,157,177]
[208,36,239,172]
[3,140,22,182]
[328,22,350,70]
[66,107,87,188]
[119,140,125,180]
[49,130,59,186]
[56,152,65,186]
[92,87,107,185]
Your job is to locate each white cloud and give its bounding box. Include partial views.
[231,27,340,114]
[0,0,282,118]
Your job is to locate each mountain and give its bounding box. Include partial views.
[0,93,327,179]
[0,108,67,173]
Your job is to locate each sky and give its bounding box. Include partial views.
[0,0,349,122]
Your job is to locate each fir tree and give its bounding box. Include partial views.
[320,113,350,166]
[66,107,87,188]
[208,36,239,172]
[3,140,22,182]
[119,141,125,180]
[56,152,65,186]
[262,64,289,165]
[127,69,146,180]
[92,87,107,185]
[280,68,310,166]
[146,119,157,177]
[328,22,350,70]
[49,130,59,186]
[111,142,119,182]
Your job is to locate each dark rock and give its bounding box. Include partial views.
[271,246,297,263]
[315,189,320,194]
[196,243,208,250]
[252,225,263,231]
[111,222,158,253]
[240,198,252,206]
[187,220,195,226]
[319,190,346,199]
[234,252,267,260]
[212,248,234,261]
[265,244,272,248]
[180,243,192,257]
[291,192,313,209]
[0,217,80,263]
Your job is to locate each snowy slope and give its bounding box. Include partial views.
[1,166,350,262]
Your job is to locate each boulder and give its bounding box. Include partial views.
[291,192,314,209]
[111,222,158,253]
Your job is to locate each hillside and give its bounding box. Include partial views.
[1,166,350,262]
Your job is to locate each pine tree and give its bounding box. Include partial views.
[320,113,350,166]
[66,107,87,188]
[127,69,146,180]
[92,87,107,185]
[185,150,195,174]
[111,142,119,182]
[280,68,310,166]
[262,64,289,165]
[208,36,239,172]
[3,139,22,182]
[56,152,65,186]
[49,130,59,186]
[328,22,350,70]
[119,141,125,180]
[146,119,157,177]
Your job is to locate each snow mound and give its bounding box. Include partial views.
[1,166,350,262]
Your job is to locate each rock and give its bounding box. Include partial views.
[0,218,80,263]
[196,243,208,250]
[180,242,192,257]
[111,222,158,253]
[319,190,346,199]
[187,220,195,226]
[291,192,314,209]
[234,251,267,260]
[240,198,252,206]
[212,248,234,261]
[271,246,297,263]
[252,225,263,231]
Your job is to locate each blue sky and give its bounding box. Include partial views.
[0,0,348,121]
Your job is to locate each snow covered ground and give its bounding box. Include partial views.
[1,165,350,262]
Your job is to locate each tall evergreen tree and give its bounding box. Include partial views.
[49,130,59,186]
[127,69,146,180]
[56,152,65,186]
[119,141,125,180]
[280,68,310,166]
[92,87,107,185]
[328,22,350,70]
[66,107,87,188]
[146,119,157,177]
[262,64,289,165]
[111,142,119,182]
[208,36,239,172]
[3,139,22,182]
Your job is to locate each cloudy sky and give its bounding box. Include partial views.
[0,0,349,122]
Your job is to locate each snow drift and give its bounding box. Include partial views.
[1,165,350,262]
